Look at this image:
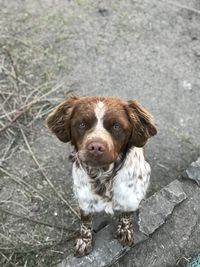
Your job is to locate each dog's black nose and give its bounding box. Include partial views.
[87,142,105,156]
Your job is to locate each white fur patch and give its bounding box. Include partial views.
[73,163,114,214]
[113,147,150,211]
[72,147,151,215]
[95,101,105,125]
[84,101,113,151]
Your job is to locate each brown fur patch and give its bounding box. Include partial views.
[126,100,157,147]
[47,96,157,163]
[91,176,113,201]
[46,96,79,142]
[71,97,132,165]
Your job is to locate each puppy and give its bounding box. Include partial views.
[46,96,157,256]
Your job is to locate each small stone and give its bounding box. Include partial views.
[42,180,48,186]
[138,180,187,235]
[184,157,200,186]
[30,203,40,212]
[182,80,192,91]
[36,183,43,190]
[98,8,109,16]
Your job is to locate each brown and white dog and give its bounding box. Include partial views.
[46,96,157,257]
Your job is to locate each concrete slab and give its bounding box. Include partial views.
[117,180,200,267]
[138,179,187,235]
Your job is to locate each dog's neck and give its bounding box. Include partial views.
[70,150,128,180]
[70,147,137,201]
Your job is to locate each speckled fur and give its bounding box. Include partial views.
[46,96,156,257]
[74,221,93,257]
[116,213,134,246]
[73,146,150,215]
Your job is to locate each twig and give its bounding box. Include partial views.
[38,106,55,117]
[0,137,15,165]
[0,102,35,120]
[0,167,48,201]
[0,145,18,165]
[0,232,16,246]
[0,120,15,136]
[4,49,20,93]
[1,65,33,90]
[19,125,80,219]
[26,103,49,127]
[37,82,65,100]
[0,91,26,97]
[24,81,53,104]
[0,234,75,253]
[0,83,66,133]
[3,252,15,267]
[0,201,30,213]
[0,252,16,267]
[0,208,76,232]
[0,35,31,48]
[1,94,13,121]
[0,98,37,133]
[163,0,200,15]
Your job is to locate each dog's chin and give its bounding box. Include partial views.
[81,158,113,168]
[86,161,112,168]
[78,155,114,168]
[77,150,118,168]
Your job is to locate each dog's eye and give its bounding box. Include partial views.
[113,122,121,130]
[79,122,86,129]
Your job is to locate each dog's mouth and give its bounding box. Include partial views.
[82,159,112,168]
[77,150,116,168]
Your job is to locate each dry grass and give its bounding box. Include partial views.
[0,54,77,266]
[0,4,80,266]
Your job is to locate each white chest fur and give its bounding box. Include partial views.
[72,147,151,215]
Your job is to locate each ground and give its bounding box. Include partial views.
[0,0,200,266]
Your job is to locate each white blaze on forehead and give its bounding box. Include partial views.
[83,101,113,151]
[95,101,106,125]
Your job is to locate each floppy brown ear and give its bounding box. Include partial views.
[46,96,79,142]
[127,100,157,147]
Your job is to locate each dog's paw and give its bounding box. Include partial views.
[116,220,134,246]
[74,236,92,257]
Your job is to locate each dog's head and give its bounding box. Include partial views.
[46,96,157,167]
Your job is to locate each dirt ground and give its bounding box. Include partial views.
[0,0,200,266]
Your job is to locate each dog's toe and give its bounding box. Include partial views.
[116,221,134,246]
[74,237,92,257]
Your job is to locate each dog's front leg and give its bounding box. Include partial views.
[116,212,134,246]
[74,210,93,257]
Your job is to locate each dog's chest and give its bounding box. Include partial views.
[72,147,151,214]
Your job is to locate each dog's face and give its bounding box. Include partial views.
[46,96,157,167]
